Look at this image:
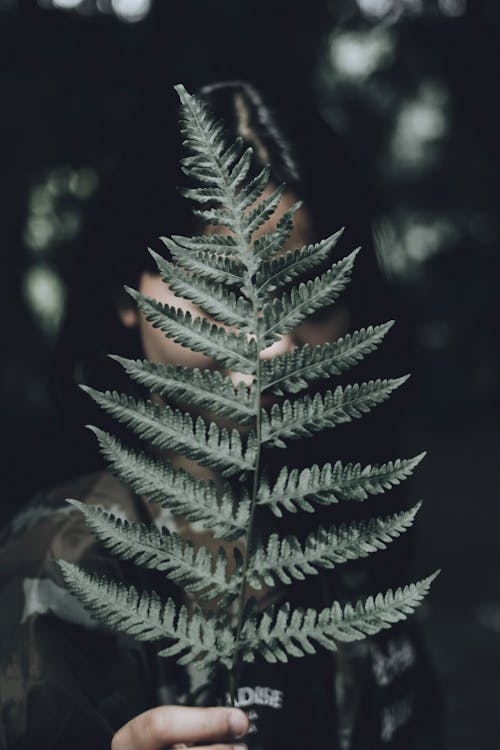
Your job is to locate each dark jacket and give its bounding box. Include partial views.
[0,471,441,750]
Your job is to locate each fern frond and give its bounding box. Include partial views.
[243,183,286,236]
[82,388,256,477]
[125,286,256,374]
[58,84,434,694]
[260,322,394,395]
[238,164,272,211]
[239,572,438,663]
[89,428,248,539]
[177,85,248,199]
[150,250,253,331]
[57,561,232,668]
[176,83,269,263]
[110,357,255,424]
[257,453,425,516]
[262,249,360,340]
[246,504,420,588]
[256,228,344,294]
[66,500,240,602]
[261,377,409,448]
[168,233,239,255]
[160,237,244,286]
[253,201,302,261]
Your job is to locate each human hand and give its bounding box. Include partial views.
[111,705,249,750]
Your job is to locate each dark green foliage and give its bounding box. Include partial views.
[58,84,437,697]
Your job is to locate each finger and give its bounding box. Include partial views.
[193,744,247,750]
[111,706,248,750]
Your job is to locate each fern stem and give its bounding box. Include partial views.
[230,320,263,705]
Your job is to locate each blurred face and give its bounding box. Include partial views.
[119,187,349,385]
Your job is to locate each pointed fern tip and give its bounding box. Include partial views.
[124,285,140,301]
[411,500,423,515]
[56,558,77,581]
[79,384,100,399]
[427,569,441,585]
[85,423,103,439]
[108,353,126,365]
[64,497,83,510]
[396,373,411,387]
[174,83,189,101]
[148,247,163,264]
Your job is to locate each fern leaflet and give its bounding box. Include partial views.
[247,504,421,588]
[110,356,256,424]
[260,322,394,395]
[66,499,240,602]
[257,453,425,516]
[261,377,409,448]
[58,561,232,668]
[89,428,248,539]
[82,387,256,477]
[239,573,438,663]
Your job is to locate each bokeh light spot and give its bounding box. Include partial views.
[390,82,448,170]
[52,0,83,8]
[23,165,98,254]
[374,213,457,280]
[110,0,150,22]
[329,28,394,80]
[24,264,66,336]
[438,0,467,17]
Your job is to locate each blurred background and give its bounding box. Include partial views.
[0,0,498,747]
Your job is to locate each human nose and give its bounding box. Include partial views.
[223,332,295,389]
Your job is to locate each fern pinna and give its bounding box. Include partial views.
[57,84,438,705]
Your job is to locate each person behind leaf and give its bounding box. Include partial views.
[0,81,442,750]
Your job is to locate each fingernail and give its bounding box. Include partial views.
[234,744,247,750]
[229,709,248,738]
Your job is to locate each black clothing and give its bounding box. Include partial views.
[0,471,441,749]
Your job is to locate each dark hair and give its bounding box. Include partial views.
[198,81,301,186]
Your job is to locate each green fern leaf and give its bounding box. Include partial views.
[253,201,302,261]
[110,357,256,423]
[65,499,240,602]
[261,322,394,395]
[57,84,436,696]
[82,387,256,477]
[167,233,239,255]
[256,228,344,294]
[243,184,286,236]
[176,83,265,261]
[89,428,248,539]
[261,377,409,448]
[257,452,425,516]
[238,164,272,210]
[150,250,253,330]
[262,249,360,341]
[57,561,232,668]
[247,504,420,588]
[160,237,244,286]
[240,572,438,663]
[125,286,256,374]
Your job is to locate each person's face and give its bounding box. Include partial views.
[119,187,348,387]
